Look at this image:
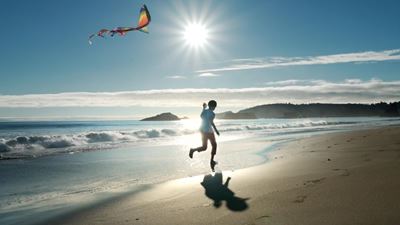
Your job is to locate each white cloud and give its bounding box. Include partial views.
[264,79,364,86]
[198,72,220,77]
[198,49,400,73]
[166,75,186,79]
[0,79,399,108]
[265,80,317,86]
[344,79,363,84]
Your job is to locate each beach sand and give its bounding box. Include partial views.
[52,126,400,225]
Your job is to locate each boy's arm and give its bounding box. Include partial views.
[200,103,207,117]
[212,121,220,136]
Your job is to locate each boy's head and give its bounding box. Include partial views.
[208,100,217,110]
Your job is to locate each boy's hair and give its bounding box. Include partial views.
[208,100,217,108]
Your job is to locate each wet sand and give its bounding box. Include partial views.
[53,126,400,225]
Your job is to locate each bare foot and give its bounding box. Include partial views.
[210,160,217,172]
[189,149,194,158]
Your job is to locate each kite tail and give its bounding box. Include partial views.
[88,4,150,45]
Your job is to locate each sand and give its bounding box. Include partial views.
[51,126,400,225]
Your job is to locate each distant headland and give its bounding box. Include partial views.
[216,102,400,119]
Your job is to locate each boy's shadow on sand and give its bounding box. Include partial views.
[201,172,249,211]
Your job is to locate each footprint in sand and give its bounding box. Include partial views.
[293,195,307,203]
[333,168,350,176]
[341,170,350,176]
[253,215,271,225]
[255,215,271,220]
[361,154,372,162]
[303,177,326,187]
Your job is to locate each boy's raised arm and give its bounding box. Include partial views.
[200,103,207,117]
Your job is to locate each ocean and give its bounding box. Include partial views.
[1,117,399,225]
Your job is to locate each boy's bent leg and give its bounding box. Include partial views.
[189,132,208,158]
[195,132,208,152]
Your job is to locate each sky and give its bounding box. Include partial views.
[0,0,399,120]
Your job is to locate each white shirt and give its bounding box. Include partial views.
[200,109,215,133]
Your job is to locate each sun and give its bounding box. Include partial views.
[183,23,209,48]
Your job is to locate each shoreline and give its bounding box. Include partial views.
[43,125,400,225]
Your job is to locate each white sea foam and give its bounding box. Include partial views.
[0,118,398,159]
[220,120,356,132]
[0,128,198,158]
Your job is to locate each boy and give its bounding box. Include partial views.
[189,100,220,171]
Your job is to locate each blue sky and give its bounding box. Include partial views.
[0,0,400,119]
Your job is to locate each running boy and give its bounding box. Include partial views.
[189,100,220,171]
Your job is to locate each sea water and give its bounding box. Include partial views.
[0,117,399,224]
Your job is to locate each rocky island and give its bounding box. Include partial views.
[141,112,182,121]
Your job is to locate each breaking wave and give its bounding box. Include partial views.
[0,128,191,159]
[0,120,360,159]
[220,120,356,132]
[245,120,355,130]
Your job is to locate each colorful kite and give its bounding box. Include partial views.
[89,4,151,45]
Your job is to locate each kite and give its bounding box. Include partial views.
[88,4,151,45]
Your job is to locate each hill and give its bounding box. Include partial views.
[216,102,400,119]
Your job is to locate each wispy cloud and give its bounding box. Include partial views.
[264,79,322,86]
[197,49,400,73]
[0,79,399,108]
[198,72,220,77]
[166,75,186,79]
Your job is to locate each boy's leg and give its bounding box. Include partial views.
[209,133,217,159]
[189,132,208,158]
[209,133,217,170]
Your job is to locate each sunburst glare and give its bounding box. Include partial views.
[183,23,209,48]
[159,0,230,68]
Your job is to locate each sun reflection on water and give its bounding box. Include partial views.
[173,118,202,146]
[179,118,201,130]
